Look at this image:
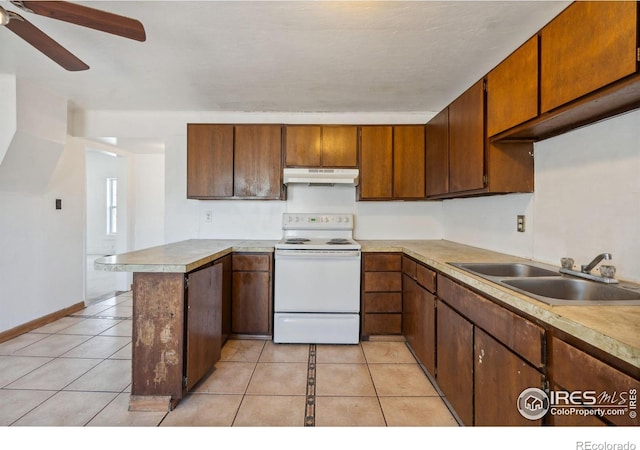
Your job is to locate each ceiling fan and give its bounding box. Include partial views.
[0,1,146,71]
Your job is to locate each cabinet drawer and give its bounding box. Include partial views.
[363,313,402,335]
[402,256,416,278]
[363,253,402,271]
[232,253,272,271]
[416,264,436,293]
[363,293,402,313]
[438,275,544,368]
[551,337,639,426]
[363,272,402,292]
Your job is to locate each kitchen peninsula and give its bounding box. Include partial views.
[96,239,640,421]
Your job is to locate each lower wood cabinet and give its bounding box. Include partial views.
[436,274,545,426]
[231,253,273,336]
[436,298,474,425]
[474,327,544,426]
[361,253,403,337]
[218,254,232,344]
[402,256,436,375]
[549,337,639,426]
[361,251,639,427]
[361,253,403,336]
[185,263,223,391]
[130,259,225,410]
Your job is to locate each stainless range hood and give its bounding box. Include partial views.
[283,168,359,186]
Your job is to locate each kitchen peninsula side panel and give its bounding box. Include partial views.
[130,272,185,411]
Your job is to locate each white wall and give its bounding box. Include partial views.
[532,110,640,281]
[130,153,165,250]
[444,110,640,283]
[0,137,85,332]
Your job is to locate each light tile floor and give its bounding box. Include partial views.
[0,292,459,427]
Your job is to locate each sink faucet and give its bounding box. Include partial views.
[581,253,612,274]
[559,253,617,284]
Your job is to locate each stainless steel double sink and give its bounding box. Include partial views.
[448,262,640,306]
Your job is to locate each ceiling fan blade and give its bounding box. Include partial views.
[11,1,146,41]
[5,12,89,71]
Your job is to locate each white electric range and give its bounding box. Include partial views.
[273,213,361,344]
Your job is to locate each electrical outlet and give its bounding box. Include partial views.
[204,211,213,224]
[517,215,525,232]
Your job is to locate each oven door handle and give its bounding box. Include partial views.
[275,249,361,259]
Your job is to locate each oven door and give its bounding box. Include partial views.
[274,249,361,313]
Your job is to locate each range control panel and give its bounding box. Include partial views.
[282,213,354,230]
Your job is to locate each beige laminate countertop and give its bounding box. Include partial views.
[95,238,639,370]
[360,240,640,371]
[94,239,277,273]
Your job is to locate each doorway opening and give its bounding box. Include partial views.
[85,148,128,302]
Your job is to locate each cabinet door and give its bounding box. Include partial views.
[359,126,393,199]
[540,1,638,113]
[415,286,436,376]
[393,125,425,199]
[284,125,321,167]
[436,299,474,425]
[487,36,539,136]
[321,126,358,167]
[219,255,232,344]
[449,79,485,193]
[425,108,449,196]
[402,274,418,355]
[232,271,272,335]
[403,276,436,376]
[234,125,283,198]
[474,328,544,426]
[187,124,234,198]
[551,337,639,426]
[186,264,222,391]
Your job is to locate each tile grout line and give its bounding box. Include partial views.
[304,344,316,426]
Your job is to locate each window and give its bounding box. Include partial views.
[107,177,117,235]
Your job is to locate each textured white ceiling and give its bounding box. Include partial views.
[0,1,570,113]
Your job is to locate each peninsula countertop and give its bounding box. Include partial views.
[95,238,640,370]
[94,239,278,273]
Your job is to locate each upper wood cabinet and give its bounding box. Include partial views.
[359,126,393,199]
[187,124,284,200]
[449,79,486,193]
[234,125,283,198]
[425,108,449,197]
[393,125,426,199]
[359,125,425,200]
[426,79,534,199]
[284,125,357,168]
[426,81,487,198]
[540,1,638,114]
[487,36,539,137]
[187,124,234,198]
